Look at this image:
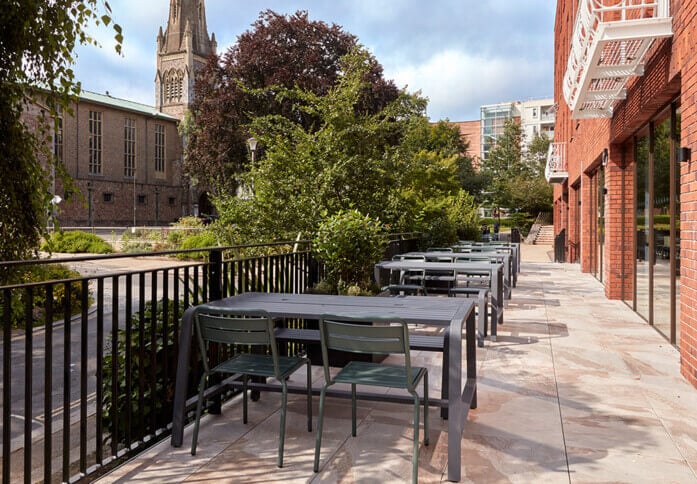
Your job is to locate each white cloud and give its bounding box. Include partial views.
[387,49,549,121]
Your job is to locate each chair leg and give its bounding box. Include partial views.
[242,375,249,424]
[305,359,313,432]
[278,381,288,468]
[191,373,208,455]
[411,390,420,484]
[314,385,329,472]
[351,383,357,437]
[424,371,429,446]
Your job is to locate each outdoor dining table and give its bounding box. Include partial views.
[375,259,505,338]
[454,242,520,275]
[404,250,515,296]
[171,292,477,482]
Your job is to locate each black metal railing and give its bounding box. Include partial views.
[0,241,323,483]
[555,229,567,263]
[0,233,420,483]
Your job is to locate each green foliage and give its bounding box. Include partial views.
[448,190,481,241]
[0,264,86,329]
[480,120,553,215]
[507,213,536,236]
[176,231,220,260]
[101,299,184,447]
[414,202,458,250]
[41,230,114,254]
[120,241,153,254]
[312,210,387,292]
[0,1,122,261]
[186,10,398,195]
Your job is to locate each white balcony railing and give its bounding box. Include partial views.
[563,0,673,119]
[546,142,568,184]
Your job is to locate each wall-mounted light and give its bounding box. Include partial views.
[679,146,691,163]
[602,148,608,167]
[602,187,608,195]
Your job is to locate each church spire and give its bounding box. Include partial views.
[156,0,216,118]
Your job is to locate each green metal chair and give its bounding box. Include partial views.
[383,255,427,295]
[190,306,312,467]
[313,315,428,483]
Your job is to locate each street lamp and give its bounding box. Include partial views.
[50,195,62,231]
[247,137,257,163]
[155,187,160,226]
[87,181,93,227]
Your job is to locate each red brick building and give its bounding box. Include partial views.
[46,92,185,226]
[550,0,697,387]
[30,0,217,227]
[452,120,482,169]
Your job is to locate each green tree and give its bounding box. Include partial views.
[234,49,427,241]
[480,119,552,214]
[211,49,481,248]
[185,10,399,195]
[0,1,122,263]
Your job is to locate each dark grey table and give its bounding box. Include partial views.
[404,251,514,296]
[375,259,504,338]
[453,242,520,275]
[171,292,477,482]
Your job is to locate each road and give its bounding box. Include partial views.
[1,255,202,454]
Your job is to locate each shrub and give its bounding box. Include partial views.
[120,241,153,253]
[42,231,113,254]
[414,201,458,249]
[508,212,536,236]
[448,190,480,241]
[176,231,220,260]
[101,299,186,448]
[313,210,387,292]
[0,264,86,329]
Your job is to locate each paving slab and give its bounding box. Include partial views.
[98,242,697,483]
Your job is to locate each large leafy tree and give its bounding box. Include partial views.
[186,10,399,195]
[212,50,479,244]
[0,1,122,262]
[481,118,552,214]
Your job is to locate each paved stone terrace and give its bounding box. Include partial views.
[98,243,697,483]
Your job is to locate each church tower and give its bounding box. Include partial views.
[156,0,216,119]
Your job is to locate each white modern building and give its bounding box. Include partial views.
[480,98,555,160]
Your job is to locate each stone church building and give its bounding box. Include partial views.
[50,0,215,227]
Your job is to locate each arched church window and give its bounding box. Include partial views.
[164,69,184,104]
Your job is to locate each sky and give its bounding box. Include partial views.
[73,0,556,122]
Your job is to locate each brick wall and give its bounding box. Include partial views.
[677,0,697,388]
[554,0,697,389]
[48,96,186,226]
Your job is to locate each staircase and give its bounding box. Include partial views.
[533,225,555,246]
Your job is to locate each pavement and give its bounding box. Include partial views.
[98,242,697,483]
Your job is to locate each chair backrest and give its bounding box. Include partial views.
[426,247,453,252]
[318,315,415,390]
[193,305,281,377]
[399,254,427,261]
[456,255,493,263]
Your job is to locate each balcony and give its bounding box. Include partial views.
[563,0,673,119]
[546,142,568,183]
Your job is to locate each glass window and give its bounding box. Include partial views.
[155,124,165,173]
[89,111,102,174]
[626,102,681,346]
[653,117,671,338]
[54,105,63,162]
[124,118,136,177]
[635,133,650,321]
